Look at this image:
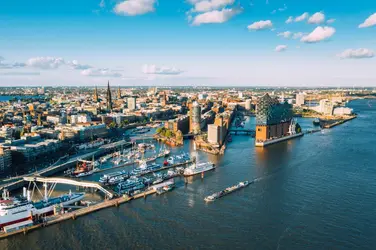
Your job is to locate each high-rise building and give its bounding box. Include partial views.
[106,81,112,111]
[319,99,334,115]
[208,124,221,145]
[190,101,201,134]
[0,146,12,173]
[255,94,293,142]
[245,99,252,110]
[296,93,305,106]
[127,97,137,111]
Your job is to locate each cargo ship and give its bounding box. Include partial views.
[183,161,215,177]
[0,189,84,230]
[204,181,252,202]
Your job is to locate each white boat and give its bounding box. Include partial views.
[100,154,112,163]
[0,189,84,230]
[183,162,215,177]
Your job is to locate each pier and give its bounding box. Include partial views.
[229,129,255,136]
[255,132,304,147]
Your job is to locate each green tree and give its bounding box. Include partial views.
[108,121,117,129]
[295,123,302,133]
[165,130,173,138]
[121,120,129,127]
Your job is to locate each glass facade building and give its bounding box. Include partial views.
[256,94,293,126]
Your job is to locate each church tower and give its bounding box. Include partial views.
[93,86,98,102]
[106,81,112,111]
[117,86,122,99]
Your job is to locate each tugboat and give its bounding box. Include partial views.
[204,180,252,202]
[313,118,320,126]
[156,182,175,195]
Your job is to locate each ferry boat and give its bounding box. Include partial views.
[166,153,191,165]
[99,170,127,184]
[131,161,162,176]
[204,181,252,202]
[0,189,84,230]
[108,174,130,185]
[116,177,145,194]
[183,162,215,177]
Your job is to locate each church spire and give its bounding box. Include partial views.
[93,86,98,102]
[117,86,121,99]
[106,81,112,111]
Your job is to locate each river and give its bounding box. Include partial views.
[1,99,376,250]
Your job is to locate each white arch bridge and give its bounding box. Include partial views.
[23,176,115,199]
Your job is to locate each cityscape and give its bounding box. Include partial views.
[1,0,376,249]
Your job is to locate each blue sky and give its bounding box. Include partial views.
[0,0,375,87]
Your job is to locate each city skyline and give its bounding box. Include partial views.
[0,0,375,87]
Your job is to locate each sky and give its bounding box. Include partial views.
[0,0,375,87]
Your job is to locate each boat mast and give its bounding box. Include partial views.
[44,183,48,202]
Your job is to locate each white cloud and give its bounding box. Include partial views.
[359,13,376,28]
[27,57,65,69]
[193,0,235,12]
[286,16,293,24]
[292,32,304,39]
[81,68,122,77]
[191,8,241,26]
[338,48,375,59]
[142,64,184,75]
[0,57,26,69]
[295,12,309,22]
[114,0,156,16]
[308,12,325,24]
[327,18,335,24]
[301,26,335,43]
[67,60,92,70]
[271,4,287,14]
[278,5,287,12]
[275,45,287,52]
[247,20,273,30]
[277,31,292,39]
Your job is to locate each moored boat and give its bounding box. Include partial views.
[183,162,215,177]
[0,189,84,230]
